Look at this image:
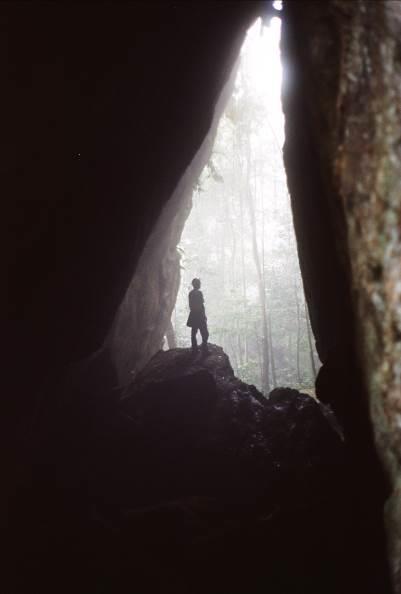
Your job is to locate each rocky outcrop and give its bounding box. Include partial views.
[75,346,348,594]
[9,345,352,594]
[85,344,344,510]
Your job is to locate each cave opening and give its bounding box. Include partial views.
[171,14,320,395]
[6,2,396,592]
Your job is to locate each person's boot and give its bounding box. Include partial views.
[201,342,209,355]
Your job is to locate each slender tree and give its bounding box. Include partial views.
[267,309,277,388]
[294,278,302,385]
[245,173,270,393]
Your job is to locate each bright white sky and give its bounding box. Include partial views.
[241,16,284,146]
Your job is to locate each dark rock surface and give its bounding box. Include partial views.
[4,0,263,428]
[3,0,395,590]
[282,2,395,589]
[113,345,343,511]
[9,345,349,594]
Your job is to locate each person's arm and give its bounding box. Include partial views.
[199,291,206,315]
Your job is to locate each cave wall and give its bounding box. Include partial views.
[282,1,401,589]
[4,1,263,425]
[5,0,399,588]
[107,58,239,385]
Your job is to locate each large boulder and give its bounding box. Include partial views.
[64,344,348,594]
[10,345,354,594]
[88,344,343,508]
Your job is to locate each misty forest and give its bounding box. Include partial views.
[172,19,320,394]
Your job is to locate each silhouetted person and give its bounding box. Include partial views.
[187,278,209,353]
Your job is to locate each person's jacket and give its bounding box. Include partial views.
[186,288,206,327]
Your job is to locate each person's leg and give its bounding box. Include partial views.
[199,320,209,347]
[191,326,198,351]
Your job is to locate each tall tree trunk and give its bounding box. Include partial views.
[229,199,237,285]
[239,190,248,369]
[229,333,238,371]
[236,317,243,367]
[239,191,247,302]
[305,300,317,380]
[237,332,243,368]
[294,280,301,385]
[254,321,263,390]
[221,186,226,290]
[268,310,276,389]
[245,179,270,393]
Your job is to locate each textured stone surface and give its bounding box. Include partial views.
[9,345,351,594]
[4,0,262,423]
[282,1,401,589]
[334,4,401,586]
[107,65,239,385]
[88,345,347,593]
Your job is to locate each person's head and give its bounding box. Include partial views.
[192,278,201,290]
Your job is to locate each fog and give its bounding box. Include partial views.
[172,17,320,394]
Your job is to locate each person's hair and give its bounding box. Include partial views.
[192,278,201,289]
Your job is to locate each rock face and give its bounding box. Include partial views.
[88,345,345,512]
[282,2,401,588]
[4,1,262,424]
[118,345,342,509]
[9,345,353,594]
[106,62,239,385]
[61,346,350,594]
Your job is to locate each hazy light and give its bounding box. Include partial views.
[173,12,320,391]
[273,0,283,10]
[241,17,284,147]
